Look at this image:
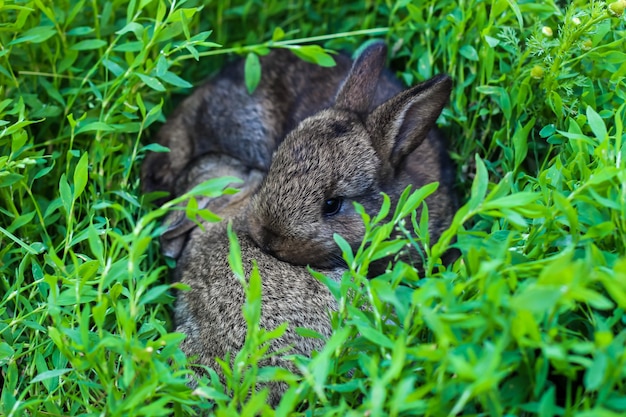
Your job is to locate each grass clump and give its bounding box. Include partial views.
[1,0,625,415]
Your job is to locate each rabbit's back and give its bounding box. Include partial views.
[141,49,404,199]
[175,216,341,403]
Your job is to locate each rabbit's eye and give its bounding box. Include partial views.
[322,197,343,216]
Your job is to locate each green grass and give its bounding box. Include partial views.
[1,0,625,415]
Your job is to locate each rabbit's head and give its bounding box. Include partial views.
[247,42,452,269]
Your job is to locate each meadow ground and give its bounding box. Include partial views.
[1,0,625,415]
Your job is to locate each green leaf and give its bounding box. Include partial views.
[73,152,89,199]
[103,58,125,77]
[155,55,167,76]
[553,192,578,233]
[185,196,199,221]
[459,45,479,61]
[481,192,539,211]
[66,26,95,36]
[295,327,325,339]
[39,77,66,106]
[309,327,351,389]
[538,385,556,417]
[0,225,39,254]
[272,27,285,41]
[369,240,407,262]
[87,225,103,262]
[0,173,23,188]
[148,98,165,124]
[135,73,166,91]
[0,342,15,365]
[468,154,488,212]
[372,194,391,224]
[511,286,562,314]
[139,285,171,305]
[244,52,261,94]
[189,176,242,198]
[398,182,438,218]
[539,124,556,138]
[243,262,263,327]
[586,106,607,141]
[289,45,336,67]
[193,385,232,401]
[197,208,221,223]
[70,39,107,50]
[113,41,144,52]
[77,260,100,281]
[227,222,244,280]
[9,26,57,45]
[30,368,72,383]
[512,118,534,171]
[549,91,563,117]
[76,121,115,134]
[115,21,144,37]
[505,0,524,30]
[334,233,354,267]
[59,173,73,215]
[158,71,193,88]
[140,143,170,153]
[484,35,500,47]
[355,324,394,349]
[584,353,607,391]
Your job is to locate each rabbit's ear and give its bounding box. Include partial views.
[334,42,387,114]
[159,196,212,259]
[367,74,452,167]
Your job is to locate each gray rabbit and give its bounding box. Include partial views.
[168,153,342,405]
[247,42,455,275]
[142,42,455,405]
[141,46,405,202]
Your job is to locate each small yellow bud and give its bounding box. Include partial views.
[541,26,553,37]
[595,331,613,349]
[572,17,582,25]
[581,39,593,51]
[531,65,544,79]
[609,1,625,16]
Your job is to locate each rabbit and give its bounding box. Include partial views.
[175,217,343,406]
[148,45,412,405]
[159,152,343,405]
[141,46,404,203]
[143,41,455,405]
[246,42,456,275]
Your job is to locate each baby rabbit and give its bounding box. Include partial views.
[141,47,403,201]
[143,42,455,405]
[247,42,455,274]
[160,153,343,405]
